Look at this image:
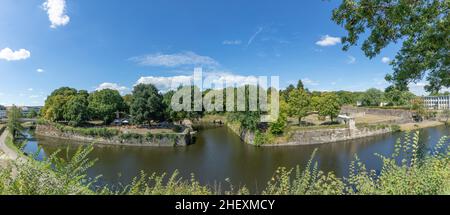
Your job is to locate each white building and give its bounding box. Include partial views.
[423,95,450,110]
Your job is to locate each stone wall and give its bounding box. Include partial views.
[341,106,414,124]
[278,126,392,146]
[227,122,394,146]
[36,124,191,147]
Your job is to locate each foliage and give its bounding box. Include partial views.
[88,89,126,125]
[41,87,79,122]
[361,88,384,106]
[254,130,272,146]
[226,85,265,131]
[410,98,426,117]
[64,93,90,126]
[287,89,311,125]
[384,87,416,106]
[332,0,449,93]
[269,99,288,135]
[6,105,23,139]
[43,121,120,138]
[316,93,341,122]
[130,84,165,125]
[442,109,450,125]
[0,131,449,195]
[26,109,38,119]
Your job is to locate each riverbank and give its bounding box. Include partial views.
[35,121,193,147]
[399,120,446,131]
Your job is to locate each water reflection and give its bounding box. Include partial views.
[23,125,449,191]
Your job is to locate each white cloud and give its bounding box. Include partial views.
[223,40,242,45]
[135,71,259,92]
[136,75,193,91]
[0,48,31,61]
[131,51,219,67]
[28,88,33,91]
[381,57,391,64]
[96,82,129,94]
[42,0,70,28]
[36,68,45,73]
[315,35,341,47]
[347,55,356,64]
[301,78,319,86]
[29,95,40,98]
[205,72,258,88]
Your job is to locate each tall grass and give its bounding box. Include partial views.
[0,131,448,195]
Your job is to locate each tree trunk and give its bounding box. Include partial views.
[298,117,302,125]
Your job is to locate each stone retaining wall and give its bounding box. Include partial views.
[341,106,414,124]
[281,127,392,146]
[36,124,191,147]
[227,122,394,146]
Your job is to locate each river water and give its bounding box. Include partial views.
[22,125,449,191]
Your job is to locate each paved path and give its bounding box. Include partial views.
[0,129,18,160]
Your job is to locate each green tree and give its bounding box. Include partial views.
[296,80,304,90]
[226,85,265,131]
[64,94,90,126]
[287,89,311,125]
[7,105,23,139]
[384,88,416,106]
[41,87,78,122]
[130,84,165,126]
[269,99,288,135]
[332,0,449,93]
[88,89,126,125]
[26,108,38,119]
[317,93,342,122]
[282,84,296,101]
[361,88,384,106]
[410,98,426,118]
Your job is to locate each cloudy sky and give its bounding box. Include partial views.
[0,0,431,106]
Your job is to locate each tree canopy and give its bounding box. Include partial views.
[287,89,311,125]
[7,105,23,139]
[88,89,126,125]
[130,84,165,125]
[332,0,449,93]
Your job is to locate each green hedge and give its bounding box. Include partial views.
[39,120,120,138]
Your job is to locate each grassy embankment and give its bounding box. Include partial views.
[36,120,188,144]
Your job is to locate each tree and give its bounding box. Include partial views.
[130,84,165,126]
[64,94,90,126]
[88,89,126,125]
[287,89,311,125]
[361,88,384,106]
[442,109,450,125]
[317,93,342,122]
[7,105,23,139]
[282,84,295,101]
[384,88,416,106]
[335,90,358,105]
[41,87,78,122]
[296,80,304,90]
[26,108,38,118]
[226,85,264,131]
[332,0,449,93]
[269,99,288,135]
[410,98,426,119]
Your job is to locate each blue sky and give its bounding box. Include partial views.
[0,0,428,106]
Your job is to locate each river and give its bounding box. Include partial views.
[21,125,449,192]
